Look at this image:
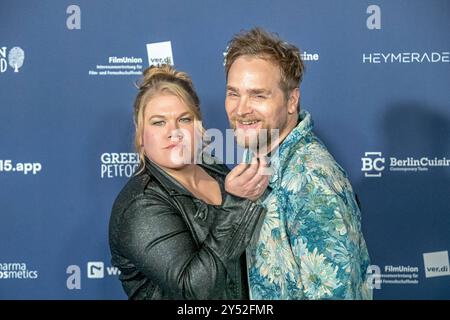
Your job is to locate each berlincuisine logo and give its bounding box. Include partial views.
[362,51,450,64]
[390,157,450,169]
[361,152,450,177]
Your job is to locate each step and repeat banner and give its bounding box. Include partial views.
[1,0,449,299]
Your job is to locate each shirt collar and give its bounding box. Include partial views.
[268,109,314,187]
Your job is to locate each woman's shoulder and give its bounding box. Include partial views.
[110,171,166,217]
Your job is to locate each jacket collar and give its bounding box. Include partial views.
[145,154,228,196]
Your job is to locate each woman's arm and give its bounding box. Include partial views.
[114,191,264,299]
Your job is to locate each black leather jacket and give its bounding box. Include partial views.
[109,157,265,299]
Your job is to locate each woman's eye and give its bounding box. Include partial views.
[151,120,165,126]
[179,117,192,123]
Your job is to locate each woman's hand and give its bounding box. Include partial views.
[225,156,271,201]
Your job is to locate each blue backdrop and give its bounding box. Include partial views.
[1,0,449,299]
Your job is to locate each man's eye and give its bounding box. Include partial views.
[179,117,192,123]
[227,92,238,97]
[256,95,266,99]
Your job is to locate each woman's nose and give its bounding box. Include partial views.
[167,123,183,140]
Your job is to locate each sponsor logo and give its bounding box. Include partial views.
[363,52,450,64]
[0,160,42,175]
[87,262,104,279]
[66,5,81,30]
[423,250,450,278]
[366,265,381,289]
[223,45,318,64]
[361,152,385,177]
[367,264,419,289]
[66,261,121,290]
[0,46,25,73]
[0,263,38,280]
[147,41,174,66]
[100,152,139,178]
[88,55,143,77]
[366,5,381,30]
[300,51,319,62]
[362,152,450,177]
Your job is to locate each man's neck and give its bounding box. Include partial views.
[264,112,299,157]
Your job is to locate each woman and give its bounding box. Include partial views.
[109,65,268,299]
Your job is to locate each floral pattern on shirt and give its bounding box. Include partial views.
[247,110,372,300]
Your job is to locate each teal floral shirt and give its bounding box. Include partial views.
[247,110,372,300]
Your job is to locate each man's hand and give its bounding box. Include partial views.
[225,156,271,201]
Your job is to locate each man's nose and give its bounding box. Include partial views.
[236,96,252,116]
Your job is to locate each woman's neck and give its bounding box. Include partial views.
[164,164,201,189]
[161,162,222,206]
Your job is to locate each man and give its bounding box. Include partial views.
[223,28,372,299]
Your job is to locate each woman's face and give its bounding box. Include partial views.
[142,94,198,170]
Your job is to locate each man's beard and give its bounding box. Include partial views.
[230,118,280,155]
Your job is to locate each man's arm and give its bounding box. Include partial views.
[286,189,372,299]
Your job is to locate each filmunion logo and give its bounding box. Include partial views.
[101,152,139,178]
[363,51,450,64]
[362,152,450,177]
[66,261,121,290]
[88,55,143,76]
[423,250,450,278]
[366,264,419,288]
[0,262,38,279]
[0,46,25,73]
[147,41,174,66]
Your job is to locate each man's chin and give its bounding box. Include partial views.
[234,133,253,147]
[235,135,272,153]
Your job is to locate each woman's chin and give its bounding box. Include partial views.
[164,156,195,170]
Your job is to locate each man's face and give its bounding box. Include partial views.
[225,56,297,151]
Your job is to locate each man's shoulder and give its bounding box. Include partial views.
[283,134,341,174]
[279,135,351,195]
